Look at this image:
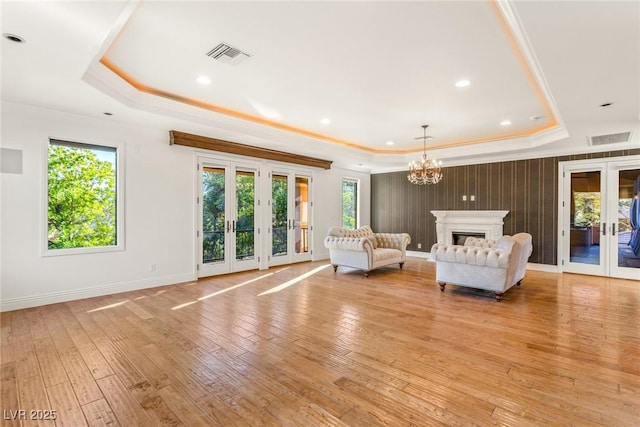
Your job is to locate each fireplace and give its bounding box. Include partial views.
[431,210,509,245]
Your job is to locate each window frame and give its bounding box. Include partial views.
[341,177,360,230]
[43,138,125,256]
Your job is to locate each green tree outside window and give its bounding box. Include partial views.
[573,192,600,228]
[342,178,358,229]
[48,141,117,249]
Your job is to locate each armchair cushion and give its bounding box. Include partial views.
[464,236,498,248]
[431,245,511,268]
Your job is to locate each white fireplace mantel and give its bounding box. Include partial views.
[431,210,509,245]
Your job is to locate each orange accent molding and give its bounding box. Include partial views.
[99,1,559,155]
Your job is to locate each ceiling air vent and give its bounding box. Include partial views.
[206,43,250,65]
[587,131,632,146]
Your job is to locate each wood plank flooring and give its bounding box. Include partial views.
[1,259,639,426]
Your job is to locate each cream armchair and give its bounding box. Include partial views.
[430,233,533,301]
[324,226,411,277]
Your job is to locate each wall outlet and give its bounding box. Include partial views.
[462,195,467,201]
[470,195,475,201]
[149,263,156,272]
[417,243,422,249]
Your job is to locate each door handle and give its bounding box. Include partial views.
[602,223,606,236]
[226,220,230,232]
[288,219,292,230]
[232,220,236,233]
[612,223,616,236]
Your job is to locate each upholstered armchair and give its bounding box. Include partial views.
[430,233,533,301]
[324,226,411,277]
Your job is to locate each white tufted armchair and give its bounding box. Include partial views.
[430,233,533,301]
[324,226,411,277]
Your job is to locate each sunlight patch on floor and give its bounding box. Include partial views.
[86,299,129,312]
[198,272,274,301]
[258,264,330,296]
[171,272,275,310]
[171,300,198,310]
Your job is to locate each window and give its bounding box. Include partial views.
[341,178,359,229]
[46,139,122,254]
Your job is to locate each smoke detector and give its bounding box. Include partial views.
[587,131,632,146]
[206,43,250,65]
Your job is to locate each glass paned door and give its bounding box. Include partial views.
[561,157,640,280]
[568,170,602,267]
[202,166,226,265]
[268,171,312,266]
[198,160,259,277]
[271,174,289,259]
[235,170,256,263]
[294,176,310,257]
[610,166,640,279]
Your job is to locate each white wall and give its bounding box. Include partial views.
[0,102,370,311]
[312,167,371,260]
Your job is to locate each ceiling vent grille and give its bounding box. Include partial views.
[206,43,250,65]
[587,131,632,146]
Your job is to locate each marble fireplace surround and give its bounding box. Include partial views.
[431,210,509,245]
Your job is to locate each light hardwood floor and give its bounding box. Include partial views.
[1,259,639,426]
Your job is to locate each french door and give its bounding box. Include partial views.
[198,158,259,277]
[268,169,312,266]
[561,156,640,280]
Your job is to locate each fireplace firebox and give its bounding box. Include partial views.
[451,231,486,245]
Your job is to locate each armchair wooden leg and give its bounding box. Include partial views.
[438,282,446,292]
[517,279,522,286]
[364,271,370,278]
[332,265,338,273]
[495,292,504,302]
[399,262,404,269]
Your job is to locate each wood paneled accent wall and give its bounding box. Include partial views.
[371,149,640,265]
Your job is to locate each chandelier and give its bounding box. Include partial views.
[407,125,443,185]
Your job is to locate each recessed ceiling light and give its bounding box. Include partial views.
[600,102,613,107]
[455,79,471,88]
[386,140,395,145]
[196,75,211,85]
[3,33,25,43]
[321,118,331,125]
[500,120,512,126]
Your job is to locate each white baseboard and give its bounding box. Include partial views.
[0,273,197,312]
[526,262,561,273]
[407,250,432,259]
